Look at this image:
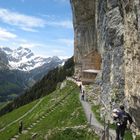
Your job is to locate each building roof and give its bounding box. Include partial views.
[82,69,100,73]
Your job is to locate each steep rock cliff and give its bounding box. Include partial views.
[71,0,140,132]
[123,0,140,130]
[70,0,97,78]
[98,0,125,109]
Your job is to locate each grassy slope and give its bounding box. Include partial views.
[0,81,99,140]
[0,100,38,139]
[0,100,38,129]
[47,127,99,140]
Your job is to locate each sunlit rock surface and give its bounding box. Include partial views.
[71,0,140,132]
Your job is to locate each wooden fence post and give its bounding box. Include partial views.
[90,113,92,126]
[104,116,106,139]
[106,120,109,140]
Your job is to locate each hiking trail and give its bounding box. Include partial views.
[67,77,116,139]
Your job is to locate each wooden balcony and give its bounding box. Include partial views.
[81,69,100,84]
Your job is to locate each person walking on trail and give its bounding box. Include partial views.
[19,121,23,134]
[79,84,82,93]
[112,105,133,140]
[81,90,85,101]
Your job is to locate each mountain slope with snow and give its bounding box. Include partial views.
[0,47,65,102]
[0,47,62,71]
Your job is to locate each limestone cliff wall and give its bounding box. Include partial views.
[70,0,97,78]
[97,0,140,130]
[97,0,125,109]
[71,0,140,131]
[123,0,140,130]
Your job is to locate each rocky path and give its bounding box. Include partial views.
[80,94,103,129]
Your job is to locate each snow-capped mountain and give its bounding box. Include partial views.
[0,47,62,71]
[0,46,65,102]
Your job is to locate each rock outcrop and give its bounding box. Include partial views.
[71,0,140,133]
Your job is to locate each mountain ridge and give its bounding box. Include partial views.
[0,46,63,71]
[0,46,65,102]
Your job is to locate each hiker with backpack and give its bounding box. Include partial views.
[79,84,82,93]
[113,105,133,140]
[81,90,85,101]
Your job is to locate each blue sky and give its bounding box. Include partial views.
[0,0,74,59]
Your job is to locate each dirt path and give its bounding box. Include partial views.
[80,94,103,129]
[67,77,116,139]
[80,93,115,138]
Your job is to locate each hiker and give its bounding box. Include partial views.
[81,90,85,101]
[113,105,133,140]
[79,84,82,92]
[19,121,23,134]
[79,84,82,93]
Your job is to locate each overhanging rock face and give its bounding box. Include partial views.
[70,0,97,79]
[71,0,140,131]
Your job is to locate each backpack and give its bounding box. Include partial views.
[118,111,128,126]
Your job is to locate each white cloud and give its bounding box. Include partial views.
[47,20,73,29]
[0,8,46,31]
[0,28,17,40]
[19,27,37,32]
[59,56,70,59]
[6,37,45,49]
[0,8,73,31]
[52,49,65,53]
[55,38,73,47]
[54,0,69,3]
[19,42,44,49]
